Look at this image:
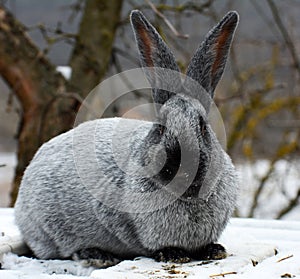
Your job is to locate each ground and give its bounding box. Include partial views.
[1,208,300,279]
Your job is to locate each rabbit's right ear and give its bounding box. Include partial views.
[130,10,181,107]
[185,11,238,100]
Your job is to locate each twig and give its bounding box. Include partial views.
[215,94,243,105]
[113,47,140,66]
[250,0,279,39]
[267,119,300,128]
[248,127,299,217]
[149,1,214,13]
[26,23,76,46]
[112,51,151,101]
[145,0,189,39]
[66,0,85,23]
[248,162,275,217]
[209,271,237,277]
[277,255,293,263]
[276,189,300,219]
[266,0,300,74]
[38,92,92,145]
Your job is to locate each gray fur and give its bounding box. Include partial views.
[186,11,239,99]
[131,10,182,110]
[15,10,239,265]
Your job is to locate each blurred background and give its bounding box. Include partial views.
[0,0,299,219]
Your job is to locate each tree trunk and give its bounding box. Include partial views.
[69,0,123,99]
[0,0,123,206]
[0,6,73,205]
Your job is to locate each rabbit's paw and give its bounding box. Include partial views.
[152,247,191,263]
[72,247,121,268]
[192,243,228,261]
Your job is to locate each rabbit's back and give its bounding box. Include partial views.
[14,117,152,259]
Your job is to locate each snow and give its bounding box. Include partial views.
[1,208,300,278]
[1,254,94,279]
[0,152,16,207]
[56,66,72,80]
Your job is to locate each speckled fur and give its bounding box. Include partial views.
[15,10,239,264]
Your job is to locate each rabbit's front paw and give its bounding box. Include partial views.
[192,243,228,261]
[152,247,191,263]
[72,247,121,268]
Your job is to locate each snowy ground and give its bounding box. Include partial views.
[1,208,300,279]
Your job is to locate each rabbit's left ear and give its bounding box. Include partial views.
[185,11,239,99]
[130,10,181,107]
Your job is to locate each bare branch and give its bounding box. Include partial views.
[113,47,140,66]
[145,0,189,39]
[112,51,151,101]
[248,163,275,217]
[266,0,300,74]
[276,189,300,219]
[154,0,214,13]
[26,23,77,48]
[250,0,279,39]
[215,94,243,105]
[67,0,85,23]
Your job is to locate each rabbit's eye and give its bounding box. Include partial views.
[199,116,206,136]
[201,124,207,136]
[158,124,165,135]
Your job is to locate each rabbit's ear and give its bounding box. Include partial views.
[185,11,238,99]
[130,10,180,106]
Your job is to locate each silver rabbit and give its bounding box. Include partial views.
[15,10,239,267]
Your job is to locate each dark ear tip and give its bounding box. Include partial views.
[130,10,144,24]
[224,11,239,25]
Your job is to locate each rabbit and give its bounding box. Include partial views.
[14,10,239,268]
